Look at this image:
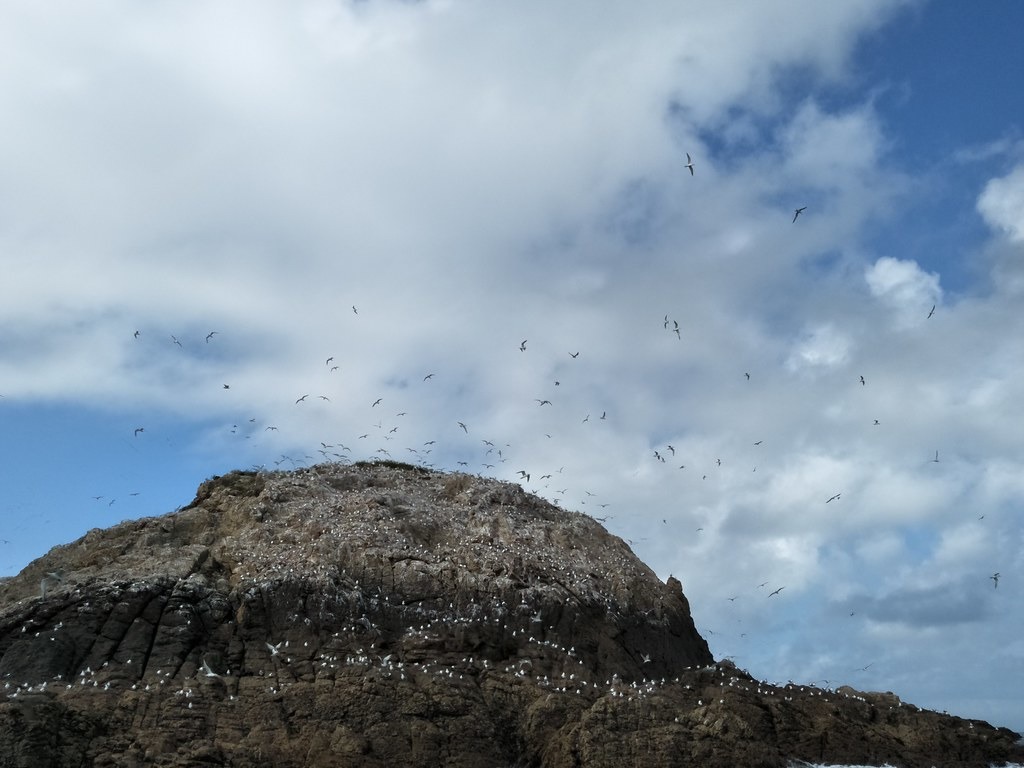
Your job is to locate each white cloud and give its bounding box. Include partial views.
[785,324,852,372]
[977,164,1024,242]
[865,256,941,328]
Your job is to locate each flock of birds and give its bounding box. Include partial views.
[3,148,1005,707]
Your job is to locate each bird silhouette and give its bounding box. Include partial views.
[295,395,308,404]
[768,586,785,597]
[520,340,527,351]
[826,493,840,503]
[927,304,936,319]
[684,153,695,176]
[793,206,807,222]
[990,572,1000,589]
[205,331,217,343]
[134,427,144,437]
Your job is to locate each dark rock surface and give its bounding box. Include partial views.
[0,461,1020,767]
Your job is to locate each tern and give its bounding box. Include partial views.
[134,427,144,437]
[990,572,1000,589]
[826,493,840,503]
[684,153,695,176]
[927,304,936,319]
[768,586,785,597]
[295,395,308,404]
[520,340,527,351]
[793,206,807,222]
[205,331,217,343]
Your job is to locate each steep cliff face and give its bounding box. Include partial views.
[0,462,1020,767]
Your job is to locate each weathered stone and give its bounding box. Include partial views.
[0,461,1020,767]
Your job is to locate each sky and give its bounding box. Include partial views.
[2,0,1023,735]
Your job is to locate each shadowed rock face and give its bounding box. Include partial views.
[0,462,1020,768]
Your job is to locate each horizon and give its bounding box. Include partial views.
[1,0,1022,734]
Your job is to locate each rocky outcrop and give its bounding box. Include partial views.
[0,461,1020,767]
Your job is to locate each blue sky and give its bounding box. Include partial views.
[2,0,1023,734]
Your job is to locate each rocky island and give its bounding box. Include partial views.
[1,461,1020,767]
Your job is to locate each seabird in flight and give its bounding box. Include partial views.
[205,331,217,343]
[768,586,785,597]
[793,206,807,222]
[520,340,527,351]
[927,304,936,319]
[826,493,840,503]
[990,572,1000,589]
[134,427,144,437]
[684,153,695,176]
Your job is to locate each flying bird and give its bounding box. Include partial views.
[932,450,940,463]
[423,373,435,380]
[134,427,144,437]
[205,331,217,343]
[684,153,695,176]
[372,398,382,407]
[536,399,552,406]
[133,330,140,339]
[520,340,527,351]
[457,421,468,433]
[569,351,580,358]
[826,493,841,503]
[295,395,308,404]
[793,206,807,222]
[171,335,183,348]
[352,306,358,314]
[927,304,936,319]
[768,586,785,597]
[990,572,1000,589]
[860,376,866,385]
[325,357,334,366]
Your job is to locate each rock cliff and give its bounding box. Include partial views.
[0,461,1020,767]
